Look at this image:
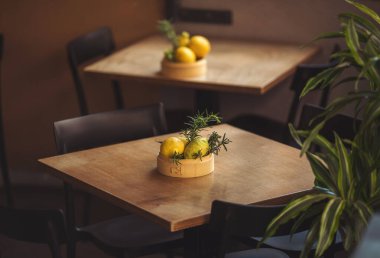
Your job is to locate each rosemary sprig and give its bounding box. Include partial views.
[181,111,221,142]
[172,152,184,166]
[208,132,231,156]
[157,19,178,47]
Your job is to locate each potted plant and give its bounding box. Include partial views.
[262,1,380,257]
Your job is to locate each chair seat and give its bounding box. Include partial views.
[228,115,288,143]
[253,231,308,251]
[80,214,183,250]
[253,231,342,252]
[226,248,289,258]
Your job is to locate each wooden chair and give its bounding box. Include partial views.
[67,26,123,116]
[0,33,68,258]
[228,46,339,144]
[53,103,183,258]
[207,200,311,258]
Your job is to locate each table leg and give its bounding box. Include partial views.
[195,90,220,114]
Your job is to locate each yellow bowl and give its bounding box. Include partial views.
[157,154,214,178]
[160,58,207,78]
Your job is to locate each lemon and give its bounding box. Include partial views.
[175,46,196,63]
[160,137,185,158]
[178,136,189,146]
[177,31,190,47]
[184,137,209,159]
[188,35,211,59]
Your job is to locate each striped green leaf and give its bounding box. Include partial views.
[335,134,353,197]
[300,64,347,98]
[262,194,332,243]
[307,152,339,194]
[301,218,321,258]
[354,200,373,224]
[316,198,346,257]
[339,12,380,40]
[345,18,364,66]
[346,0,380,24]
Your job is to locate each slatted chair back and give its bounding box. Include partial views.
[229,45,340,145]
[298,104,360,143]
[67,26,123,115]
[54,103,167,154]
[53,103,183,258]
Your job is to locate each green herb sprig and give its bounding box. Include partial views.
[181,112,230,157]
[157,19,178,61]
[208,132,231,156]
[181,112,221,142]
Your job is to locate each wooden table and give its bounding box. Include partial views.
[84,35,319,112]
[39,124,314,257]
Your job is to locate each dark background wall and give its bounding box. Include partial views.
[1,0,164,183]
[1,0,380,186]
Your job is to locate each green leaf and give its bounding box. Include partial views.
[346,0,380,24]
[262,194,332,244]
[341,223,355,251]
[300,122,325,156]
[335,133,353,197]
[289,123,303,147]
[345,18,364,66]
[339,12,380,41]
[300,64,347,98]
[316,198,346,257]
[307,152,339,194]
[354,200,373,225]
[311,31,345,42]
[301,218,321,258]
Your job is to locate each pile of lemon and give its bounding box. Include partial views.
[158,20,211,64]
[175,32,211,63]
[159,136,209,159]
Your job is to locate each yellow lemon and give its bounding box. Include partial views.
[188,35,211,59]
[177,31,190,47]
[175,46,196,63]
[160,137,185,158]
[184,137,209,159]
[178,136,189,146]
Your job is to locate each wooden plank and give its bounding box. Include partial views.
[84,35,319,95]
[39,124,314,232]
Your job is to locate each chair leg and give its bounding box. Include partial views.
[64,183,77,258]
[46,221,62,258]
[82,192,92,225]
[112,80,124,109]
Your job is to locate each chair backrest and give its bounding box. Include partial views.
[0,33,13,207]
[0,34,67,258]
[208,200,309,258]
[298,104,360,143]
[286,62,336,126]
[286,45,340,126]
[54,102,168,154]
[67,26,116,116]
[0,207,67,244]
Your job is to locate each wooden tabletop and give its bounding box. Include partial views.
[39,124,314,232]
[84,35,319,95]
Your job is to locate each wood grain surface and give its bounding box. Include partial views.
[39,124,314,232]
[84,35,319,95]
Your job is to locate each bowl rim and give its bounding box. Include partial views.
[157,153,213,164]
[161,58,206,68]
